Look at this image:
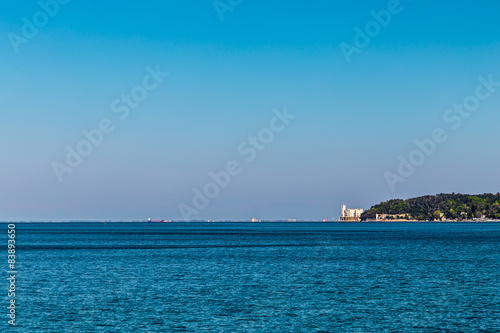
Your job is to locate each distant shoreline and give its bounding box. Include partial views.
[1,220,500,223]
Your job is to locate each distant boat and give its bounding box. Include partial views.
[147,218,171,223]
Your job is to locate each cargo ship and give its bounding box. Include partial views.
[147,218,171,223]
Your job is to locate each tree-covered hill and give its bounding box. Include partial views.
[361,193,500,221]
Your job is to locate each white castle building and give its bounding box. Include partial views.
[340,204,364,221]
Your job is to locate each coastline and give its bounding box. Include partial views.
[2,220,500,223]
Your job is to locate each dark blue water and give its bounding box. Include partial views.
[2,222,500,332]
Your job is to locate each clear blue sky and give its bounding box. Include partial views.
[1,0,499,221]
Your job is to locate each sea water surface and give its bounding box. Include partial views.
[2,222,500,332]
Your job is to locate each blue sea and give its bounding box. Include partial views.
[2,222,500,332]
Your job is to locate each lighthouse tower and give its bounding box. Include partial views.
[340,204,346,219]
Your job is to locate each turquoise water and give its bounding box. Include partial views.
[2,222,500,332]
